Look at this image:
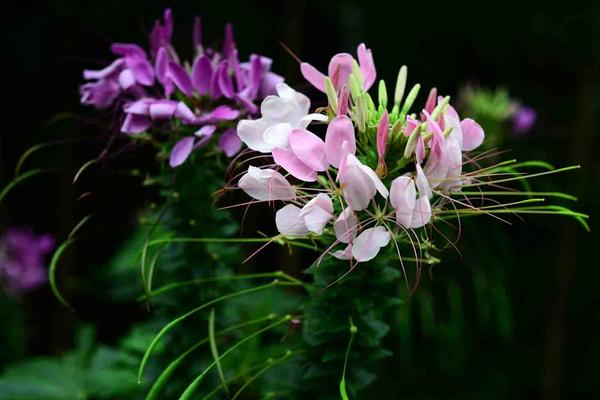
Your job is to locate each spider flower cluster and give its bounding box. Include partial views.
[236,44,487,263]
[80,8,283,167]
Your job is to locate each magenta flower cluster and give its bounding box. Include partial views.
[0,228,54,297]
[80,8,283,167]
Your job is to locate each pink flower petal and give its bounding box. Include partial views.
[325,115,356,168]
[377,110,389,159]
[300,62,326,92]
[327,53,354,92]
[460,118,485,151]
[289,129,328,172]
[272,147,317,182]
[300,194,333,234]
[357,43,376,90]
[334,207,358,244]
[337,84,349,116]
[351,226,390,262]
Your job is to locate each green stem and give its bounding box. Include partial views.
[145,314,278,400]
[137,281,299,383]
[178,316,293,400]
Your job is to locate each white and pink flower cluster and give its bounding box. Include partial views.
[235,44,485,263]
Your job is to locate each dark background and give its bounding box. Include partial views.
[1,0,598,398]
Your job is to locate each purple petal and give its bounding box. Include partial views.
[79,80,120,109]
[222,23,236,59]
[174,102,197,123]
[125,56,154,86]
[199,105,240,123]
[83,58,125,80]
[118,69,136,89]
[217,61,235,99]
[192,16,202,50]
[210,63,224,98]
[191,55,213,95]
[289,129,328,172]
[261,72,284,97]
[148,100,177,119]
[169,136,195,167]
[219,128,242,157]
[167,61,194,97]
[325,115,356,167]
[121,113,151,134]
[272,147,317,182]
[194,125,216,148]
[111,43,147,59]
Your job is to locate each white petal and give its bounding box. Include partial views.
[415,163,433,199]
[410,196,432,228]
[237,119,272,153]
[275,204,310,235]
[340,164,376,211]
[332,244,353,260]
[300,193,333,234]
[351,226,391,262]
[263,122,293,150]
[298,113,328,129]
[390,176,416,228]
[239,166,296,201]
[333,207,358,243]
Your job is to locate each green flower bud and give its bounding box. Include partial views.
[378,80,388,110]
[352,60,364,91]
[403,124,422,159]
[394,65,408,106]
[431,95,450,120]
[400,83,421,117]
[324,77,338,113]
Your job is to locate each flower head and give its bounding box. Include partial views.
[80,8,284,166]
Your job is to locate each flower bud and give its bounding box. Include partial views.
[378,80,388,110]
[394,65,407,106]
[400,83,421,117]
[324,77,338,113]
